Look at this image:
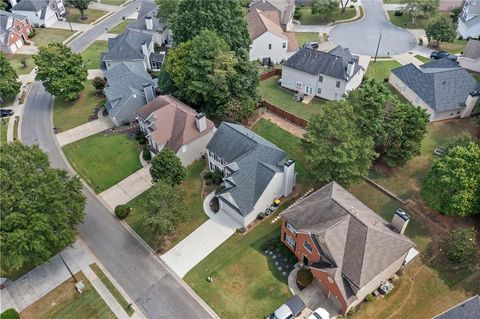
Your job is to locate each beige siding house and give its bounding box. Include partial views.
[249,0,295,31]
[459,39,480,72]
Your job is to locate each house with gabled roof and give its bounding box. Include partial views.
[389,58,480,121]
[249,0,295,31]
[458,0,480,38]
[281,46,364,101]
[459,39,480,72]
[10,0,64,27]
[0,10,32,53]
[247,8,298,64]
[432,295,480,319]
[127,0,171,46]
[280,181,416,315]
[136,95,215,166]
[206,122,296,227]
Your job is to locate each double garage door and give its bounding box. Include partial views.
[9,39,23,53]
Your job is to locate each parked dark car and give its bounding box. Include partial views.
[430,51,458,61]
[0,109,14,117]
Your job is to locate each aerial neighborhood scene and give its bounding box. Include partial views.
[1,0,480,318]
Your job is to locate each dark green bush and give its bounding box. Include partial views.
[296,268,313,288]
[1,309,20,319]
[204,171,213,179]
[139,138,147,145]
[143,148,151,161]
[115,205,131,220]
[212,169,223,185]
[365,293,375,302]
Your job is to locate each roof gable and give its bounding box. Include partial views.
[433,295,480,319]
[12,0,47,11]
[462,39,480,60]
[103,29,153,61]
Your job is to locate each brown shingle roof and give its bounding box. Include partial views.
[247,8,287,41]
[136,95,214,152]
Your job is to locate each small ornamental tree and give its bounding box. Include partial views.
[65,0,93,20]
[444,227,477,264]
[426,15,456,46]
[92,76,106,93]
[115,204,130,220]
[0,53,21,99]
[311,0,339,20]
[149,149,187,185]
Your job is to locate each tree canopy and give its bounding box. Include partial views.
[444,227,477,264]
[155,0,178,28]
[421,141,480,217]
[0,143,85,275]
[301,101,376,186]
[0,53,21,99]
[426,15,456,46]
[311,0,339,19]
[34,43,88,101]
[65,0,92,19]
[150,149,187,185]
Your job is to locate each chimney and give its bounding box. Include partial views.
[460,91,480,118]
[347,60,355,78]
[195,112,207,132]
[143,83,155,103]
[145,16,153,30]
[141,41,151,67]
[283,159,295,196]
[9,0,17,7]
[391,209,410,235]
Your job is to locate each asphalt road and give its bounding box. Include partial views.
[20,7,218,319]
[329,0,417,56]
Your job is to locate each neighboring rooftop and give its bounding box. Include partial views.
[392,58,479,112]
[0,10,28,34]
[283,46,361,80]
[136,95,214,152]
[281,181,415,305]
[103,29,153,62]
[207,122,288,217]
[11,0,48,11]
[128,0,162,32]
[433,295,480,319]
[462,39,480,60]
[250,0,295,26]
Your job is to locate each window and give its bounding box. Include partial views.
[295,82,302,88]
[303,240,313,253]
[336,81,341,88]
[317,88,322,95]
[284,233,296,249]
[282,42,286,48]
[318,75,323,82]
[182,145,187,152]
[286,222,297,234]
[268,44,272,50]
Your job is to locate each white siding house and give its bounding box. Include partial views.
[11,0,64,27]
[457,0,480,38]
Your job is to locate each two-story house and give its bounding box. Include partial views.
[459,39,480,72]
[206,122,296,227]
[127,0,171,46]
[247,8,298,64]
[249,0,295,31]
[0,10,32,53]
[280,182,416,315]
[10,0,65,27]
[457,0,480,38]
[136,95,215,166]
[281,46,364,101]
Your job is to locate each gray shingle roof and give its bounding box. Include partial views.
[128,0,163,32]
[103,29,153,62]
[206,122,287,217]
[433,295,480,319]
[12,0,47,11]
[392,58,479,112]
[0,10,28,34]
[281,182,415,304]
[283,46,360,80]
[462,39,480,60]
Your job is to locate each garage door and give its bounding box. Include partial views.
[15,39,22,48]
[9,44,17,53]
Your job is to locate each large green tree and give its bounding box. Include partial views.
[0,0,8,11]
[171,0,250,57]
[155,0,178,28]
[311,0,339,20]
[421,142,480,217]
[0,53,21,100]
[140,182,187,237]
[0,143,85,275]
[301,101,376,186]
[34,43,88,101]
[150,149,187,185]
[426,15,456,46]
[65,0,93,20]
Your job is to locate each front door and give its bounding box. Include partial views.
[303,255,309,266]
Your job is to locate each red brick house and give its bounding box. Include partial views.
[280,181,415,315]
[0,10,32,53]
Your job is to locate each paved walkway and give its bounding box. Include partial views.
[88,69,104,79]
[98,165,153,211]
[161,192,241,278]
[392,52,424,66]
[50,21,94,32]
[56,117,113,146]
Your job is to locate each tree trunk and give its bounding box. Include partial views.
[79,8,86,20]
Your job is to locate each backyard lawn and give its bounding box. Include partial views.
[100,0,126,5]
[5,54,35,75]
[81,40,108,69]
[53,81,102,132]
[109,19,135,34]
[65,8,107,24]
[297,7,356,25]
[295,32,319,46]
[20,272,115,319]
[260,76,326,120]
[32,28,75,47]
[365,60,402,81]
[63,133,142,192]
[414,54,431,64]
[126,160,209,253]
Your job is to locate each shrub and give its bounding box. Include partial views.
[212,169,223,185]
[204,171,213,180]
[92,76,106,92]
[346,307,357,318]
[365,293,375,302]
[1,309,20,319]
[294,10,302,19]
[458,35,463,40]
[28,29,36,38]
[115,205,130,220]
[394,10,403,16]
[139,137,147,145]
[143,148,151,161]
[296,268,313,289]
[444,227,477,264]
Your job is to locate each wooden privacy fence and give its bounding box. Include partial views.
[260,68,282,81]
[261,101,309,128]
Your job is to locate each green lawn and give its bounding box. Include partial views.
[0,117,8,148]
[5,54,35,75]
[63,134,142,193]
[388,11,437,29]
[53,81,102,132]
[365,60,402,81]
[32,28,75,47]
[100,0,126,5]
[414,55,431,64]
[109,19,134,34]
[295,32,319,46]
[430,39,468,54]
[260,76,326,121]
[298,7,356,25]
[81,40,108,69]
[126,160,208,253]
[20,272,114,319]
[90,264,134,316]
[65,8,107,24]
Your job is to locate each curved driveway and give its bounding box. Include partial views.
[329,0,416,56]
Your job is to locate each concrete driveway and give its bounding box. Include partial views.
[56,117,113,146]
[161,192,241,278]
[329,0,416,56]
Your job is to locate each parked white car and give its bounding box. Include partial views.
[306,307,330,319]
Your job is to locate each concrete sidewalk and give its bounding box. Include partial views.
[161,192,241,278]
[90,2,124,12]
[392,52,424,66]
[50,21,94,32]
[98,165,153,211]
[56,117,113,146]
